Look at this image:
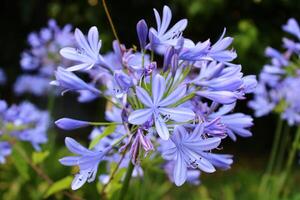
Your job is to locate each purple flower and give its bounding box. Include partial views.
[161,125,221,186]
[60,26,107,71]
[14,75,51,96]
[164,161,201,185]
[210,103,253,141]
[282,18,300,40]
[207,28,237,63]
[192,62,245,104]
[55,118,90,130]
[113,71,134,98]
[248,84,275,117]
[128,74,195,140]
[51,67,100,95]
[0,142,11,164]
[130,129,154,164]
[1,101,49,150]
[148,5,188,54]
[59,137,111,190]
[136,20,148,49]
[201,153,233,170]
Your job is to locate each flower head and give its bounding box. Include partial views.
[60,26,107,71]
[128,74,195,140]
[161,125,221,186]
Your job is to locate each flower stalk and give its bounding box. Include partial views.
[118,162,135,200]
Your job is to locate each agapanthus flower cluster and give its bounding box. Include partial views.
[54,5,256,189]
[0,100,49,163]
[14,19,75,96]
[249,18,300,125]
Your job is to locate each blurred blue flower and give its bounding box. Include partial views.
[0,142,11,164]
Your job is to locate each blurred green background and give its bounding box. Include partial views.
[1,0,300,199]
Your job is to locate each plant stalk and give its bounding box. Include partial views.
[118,162,134,200]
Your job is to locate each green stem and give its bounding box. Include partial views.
[259,115,283,197]
[284,126,300,172]
[47,92,55,118]
[275,123,290,173]
[101,0,120,44]
[280,126,300,189]
[272,126,300,199]
[118,162,134,200]
[88,122,121,126]
[266,116,283,174]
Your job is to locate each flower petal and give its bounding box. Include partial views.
[173,152,187,186]
[196,157,216,173]
[159,85,187,107]
[185,137,221,151]
[74,28,95,57]
[88,26,100,53]
[152,74,166,105]
[60,47,90,62]
[196,90,238,104]
[128,109,152,125]
[136,86,153,107]
[55,118,89,130]
[155,115,169,140]
[159,6,172,35]
[59,156,80,166]
[65,137,92,155]
[159,107,195,122]
[71,172,88,190]
[66,63,94,72]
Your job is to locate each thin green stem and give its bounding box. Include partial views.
[284,126,300,172]
[275,124,290,173]
[266,116,284,174]
[88,122,121,126]
[118,162,134,200]
[47,92,55,117]
[272,126,300,199]
[259,115,283,197]
[101,0,120,44]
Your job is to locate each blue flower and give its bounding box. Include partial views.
[14,75,51,96]
[148,6,189,54]
[136,20,148,49]
[55,118,90,130]
[59,137,111,190]
[161,125,221,186]
[210,103,253,141]
[1,101,49,151]
[0,142,11,164]
[60,26,107,71]
[207,28,237,63]
[51,67,100,95]
[282,18,300,40]
[128,74,195,140]
[192,62,245,104]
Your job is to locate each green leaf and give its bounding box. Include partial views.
[44,176,73,198]
[89,124,116,149]
[11,145,30,181]
[32,151,49,165]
